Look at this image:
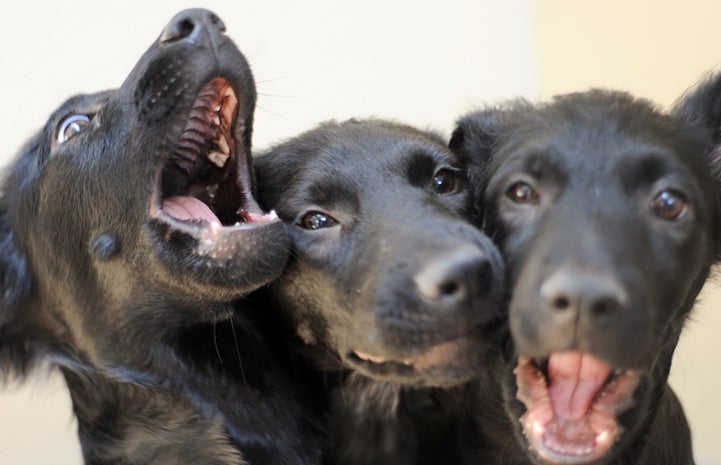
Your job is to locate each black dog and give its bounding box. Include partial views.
[0,9,321,464]
[254,119,505,465]
[449,82,721,464]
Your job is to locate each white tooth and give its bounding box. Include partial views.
[214,104,221,112]
[206,184,218,200]
[532,421,544,435]
[212,115,220,126]
[217,134,230,154]
[208,151,229,168]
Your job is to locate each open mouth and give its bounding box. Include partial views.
[514,351,640,464]
[150,78,279,258]
[348,336,477,378]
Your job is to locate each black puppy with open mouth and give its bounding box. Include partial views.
[0,9,321,464]
[450,78,721,464]
[254,119,505,465]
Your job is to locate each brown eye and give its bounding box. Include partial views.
[432,169,457,194]
[652,189,686,220]
[57,115,91,143]
[506,181,539,204]
[300,211,338,230]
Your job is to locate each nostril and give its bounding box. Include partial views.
[591,297,621,316]
[414,246,488,304]
[208,13,226,33]
[177,19,195,40]
[416,275,464,302]
[550,296,571,312]
[160,16,197,44]
[540,269,628,320]
[438,281,462,300]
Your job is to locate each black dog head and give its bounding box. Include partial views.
[451,88,721,464]
[255,119,505,387]
[0,9,287,378]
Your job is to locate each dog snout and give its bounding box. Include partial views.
[160,9,226,45]
[414,246,496,309]
[540,269,628,324]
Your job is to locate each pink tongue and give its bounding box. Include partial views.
[547,351,611,420]
[162,196,221,225]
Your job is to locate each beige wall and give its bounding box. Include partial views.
[532,2,721,463]
[0,1,718,464]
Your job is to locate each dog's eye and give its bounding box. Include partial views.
[651,189,686,220]
[300,211,338,230]
[431,169,457,195]
[57,115,91,143]
[506,181,539,204]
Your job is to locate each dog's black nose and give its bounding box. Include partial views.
[414,246,494,309]
[540,270,627,323]
[160,9,226,45]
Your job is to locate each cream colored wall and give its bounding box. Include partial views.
[0,1,719,464]
[531,2,721,464]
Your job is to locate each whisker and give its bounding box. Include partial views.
[256,92,299,99]
[213,319,224,365]
[230,317,248,388]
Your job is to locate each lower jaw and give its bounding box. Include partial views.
[522,415,618,465]
[346,337,485,386]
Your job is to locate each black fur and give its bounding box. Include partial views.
[450,83,721,464]
[0,9,321,464]
[254,119,506,465]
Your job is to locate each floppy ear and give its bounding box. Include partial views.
[673,70,721,142]
[672,71,721,261]
[0,141,39,376]
[0,205,31,319]
[673,71,721,179]
[0,200,36,376]
[449,109,508,227]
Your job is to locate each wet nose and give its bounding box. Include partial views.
[540,269,628,323]
[414,246,498,310]
[159,9,226,45]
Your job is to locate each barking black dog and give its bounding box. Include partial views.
[254,119,505,465]
[0,9,321,464]
[449,82,721,464]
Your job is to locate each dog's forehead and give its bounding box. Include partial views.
[495,102,705,181]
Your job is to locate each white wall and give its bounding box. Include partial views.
[0,1,718,464]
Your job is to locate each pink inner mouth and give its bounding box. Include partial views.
[515,351,640,464]
[163,196,221,225]
[161,195,279,227]
[155,78,279,231]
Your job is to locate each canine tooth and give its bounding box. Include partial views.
[208,151,229,168]
[217,135,230,154]
[212,115,220,126]
[355,351,387,364]
[215,104,222,112]
[206,184,218,200]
